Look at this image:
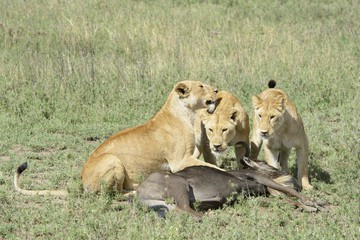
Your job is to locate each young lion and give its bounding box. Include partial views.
[250,80,313,190]
[14,80,221,196]
[193,90,250,167]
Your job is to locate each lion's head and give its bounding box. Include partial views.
[202,106,240,155]
[252,91,287,138]
[174,81,218,111]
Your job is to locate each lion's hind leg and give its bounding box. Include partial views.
[82,154,127,194]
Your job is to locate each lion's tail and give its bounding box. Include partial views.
[267,174,301,196]
[14,162,68,197]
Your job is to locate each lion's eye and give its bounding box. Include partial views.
[208,128,213,132]
[258,114,262,118]
[200,85,204,88]
[222,128,228,132]
[270,115,275,120]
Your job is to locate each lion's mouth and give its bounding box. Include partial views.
[211,147,227,153]
[206,101,216,113]
[260,131,271,138]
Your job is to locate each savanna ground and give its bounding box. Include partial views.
[0,0,359,239]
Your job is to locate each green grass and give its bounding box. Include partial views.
[0,0,359,239]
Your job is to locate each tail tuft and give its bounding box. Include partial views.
[268,80,276,88]
[17,162,28,175]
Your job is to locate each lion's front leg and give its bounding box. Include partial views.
[202,147,218,166]
[192,146,202,159]
[279,148,291,172]
[296,145,313,190]
[235,145,247,169]
[250,133,263,159]
[263,146,280,169]
[169,156,224,173]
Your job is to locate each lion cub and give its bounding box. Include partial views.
[250,80,313,190]
[194,90,250,168]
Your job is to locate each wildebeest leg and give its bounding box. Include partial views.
[166,175,203,220]
[281,197,317,212]
[243,172,326,211]
[243,172,308,200]
[137,172,203,220]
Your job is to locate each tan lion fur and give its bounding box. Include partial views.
[81,80,222,194]
[193,91,250,167]
[250,80,313,190]
[14,80,221,196]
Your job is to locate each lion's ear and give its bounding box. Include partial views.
[274,95,286,112]
[215,97,222,107]
[252,95,262,109]
[230,108,239,123]
[175,83,191,98]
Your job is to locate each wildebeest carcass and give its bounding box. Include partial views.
[137,142,327,220]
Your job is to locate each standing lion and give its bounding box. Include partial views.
[250,80,313,190]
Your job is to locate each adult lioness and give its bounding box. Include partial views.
[250,80,313,190]
[193,91,250,167]
[14,80,221,196]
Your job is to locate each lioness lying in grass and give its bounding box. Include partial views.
[14,80,221,196]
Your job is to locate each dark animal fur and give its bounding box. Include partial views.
[137,142,326,219]
[268,79,276,88]
[17,162,28,175]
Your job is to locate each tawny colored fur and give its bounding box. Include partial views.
[81,80,221,193]
[250,81,313,190]
[193,91,250,167]
[14,80,221,196]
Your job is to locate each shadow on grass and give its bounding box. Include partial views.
[290,163,333,184]
[310,163,333,184]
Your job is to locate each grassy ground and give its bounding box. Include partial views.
[0,0,359,239]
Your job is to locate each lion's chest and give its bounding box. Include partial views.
[264,134,294,151]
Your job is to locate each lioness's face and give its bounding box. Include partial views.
[203,112,237,154]
[252,96,286,138]
[175,81,218,110]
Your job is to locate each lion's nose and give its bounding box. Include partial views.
[260,130,268,136]
[213,144,221,150]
